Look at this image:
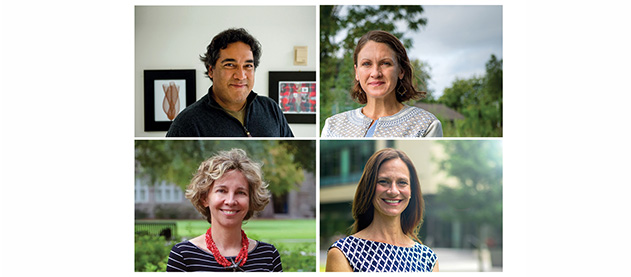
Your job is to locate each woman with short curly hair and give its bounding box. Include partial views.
[167,149,282,272]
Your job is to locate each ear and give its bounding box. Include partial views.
[398,68,404,80]
[354,64,359,81]
[202,193,209,208]
[208,65,214,79]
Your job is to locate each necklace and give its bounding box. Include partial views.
[205,227,249,268]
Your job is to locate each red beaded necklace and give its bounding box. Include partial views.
[205,227,249,268]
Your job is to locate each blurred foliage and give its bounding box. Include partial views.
[135,140,315,197]
[439,55,503,137]
[320,5,432,131]
[435,140,503,230]
[275,242,317,272]
[133,234,316,272]
[134,234,175,272]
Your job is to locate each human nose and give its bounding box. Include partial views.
[369,64,382,78]
[226,193,238,205]
[386,183,400,195]
[233,66,246,80]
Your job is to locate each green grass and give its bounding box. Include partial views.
[174,219,315,241]
[136,219,317,271]
[180,219,317,271]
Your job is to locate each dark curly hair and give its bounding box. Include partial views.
[351,30,426,104]
[200,28,262,80]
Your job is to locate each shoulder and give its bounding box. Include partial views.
[325,108,361,124]
[249,241,282,271]
[322,109,366,137]
[415,243,438,266]
[252,241,280,255]
[252,94,279,109]
[400,105,438,121]
[176,94,209,117]
[326,246,351,271]
[250,94,286,116]
[405,106,442,136]
[329,236,357,250]
[170,240,198,254]
[166,95,210,136]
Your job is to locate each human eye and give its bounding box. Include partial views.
[244,63,255,70]
[360,61,371,67]
[397,179,409,186]
[377,179,389,185]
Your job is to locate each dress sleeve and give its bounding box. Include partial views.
[271,245,283,272]
[166,244,187,272]
[321,118,332,137]
[424,120,443,137]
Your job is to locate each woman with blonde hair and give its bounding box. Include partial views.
[326,148,438,272]
[167,149,282,272]
[322,30,442,137]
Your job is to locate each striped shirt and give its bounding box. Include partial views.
[167,240,282,272]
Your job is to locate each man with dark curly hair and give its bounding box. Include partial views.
[167,28,294,137]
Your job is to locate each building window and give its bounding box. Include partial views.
[321,140,374,186]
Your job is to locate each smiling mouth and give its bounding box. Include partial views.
[382,199,403,205]
[221,209,240,215]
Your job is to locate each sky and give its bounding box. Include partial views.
[408,5,503,98]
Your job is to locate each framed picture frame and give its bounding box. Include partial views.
[269,71,316,124]
[144,70,196,131]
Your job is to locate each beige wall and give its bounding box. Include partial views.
[135,6,317,137]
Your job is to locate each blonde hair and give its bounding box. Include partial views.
[186,149,270,223]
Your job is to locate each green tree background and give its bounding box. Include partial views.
[439,55,503,137]
[320,5,433,131]
[135,140,315,198]
[320,5,502,137]
[435,140,502,270]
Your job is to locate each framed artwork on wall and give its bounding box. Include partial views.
[269,71,316,124]
[143,69,196,131]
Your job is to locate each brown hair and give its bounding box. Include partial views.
[185,149,270,224]
[351,148,425,243]
[350,30,426,104]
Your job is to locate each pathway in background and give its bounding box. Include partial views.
[319,248,502,272]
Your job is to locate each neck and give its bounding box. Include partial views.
[211,87,247,112]
[362,97,404,120]
[211,224,243,254]
[359,212,412,247]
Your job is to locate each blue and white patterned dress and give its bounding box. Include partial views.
[329,235,437,272]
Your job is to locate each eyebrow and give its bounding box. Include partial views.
[220,58,255,64]
[378,176,409,181]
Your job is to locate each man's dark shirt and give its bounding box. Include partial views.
[166,86,294,137]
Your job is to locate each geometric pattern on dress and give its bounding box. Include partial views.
[330,236,437,272]
[322,105,439,137]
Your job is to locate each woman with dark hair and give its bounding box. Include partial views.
[322,30,442,137]
[326,148,438,272]
[167,149,282,272]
